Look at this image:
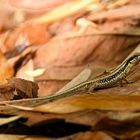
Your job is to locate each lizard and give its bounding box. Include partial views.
[43,52,140,100]
[2,52,140,107]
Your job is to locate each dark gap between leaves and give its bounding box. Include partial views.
[0,118,91,138]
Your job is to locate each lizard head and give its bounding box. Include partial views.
[128,53,140,65]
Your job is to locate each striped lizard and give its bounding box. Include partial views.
[2,52,140,107]
[37,52,140,102]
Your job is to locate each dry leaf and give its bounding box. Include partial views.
[0,78,38,101]
[62,131,114,140]
[89,4,140,21]
[7,47,36,81]
[25,68,46,77]
[16,59,34,81]
[0,1,140,140]
[33,0,99,24]
[0,115,21,126]
[0,135,48,140]
[32,95,140,113]
[8,78,39,98]
[1,0,99,51]
[56,68,92,93]
[9,0,72,13]
[0,50,14,84]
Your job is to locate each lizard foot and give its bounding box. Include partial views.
[88,86,95,94]
[119,77,130,87]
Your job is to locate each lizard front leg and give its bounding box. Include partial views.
[88,85,95,94]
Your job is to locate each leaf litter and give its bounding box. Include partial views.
[0,0,140,139]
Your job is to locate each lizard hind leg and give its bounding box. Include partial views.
[119,77,130,87]
[122,77,130,84]
[88,86,95,94]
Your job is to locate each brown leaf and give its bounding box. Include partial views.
[22,22,50,45]
[18,110,140,139]
[8,78,39,98]
[0,115,21,126]
[89,4,140,21]
[0,135,48,140]
[0,78,38,101]
[0,50,14,84]
[61,131,114,140]
[32,0,98,24]
[32,94,140,113]
[0,105,140,139]
[4,109,140,139]
[9,0,71,13]
[16,59,34,81]
[93,117,140,139]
